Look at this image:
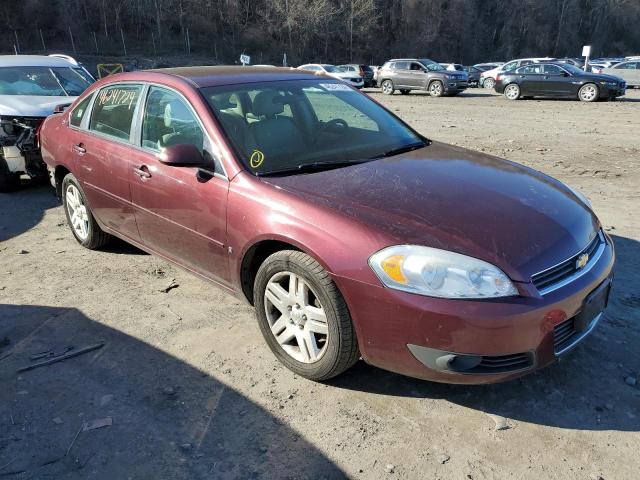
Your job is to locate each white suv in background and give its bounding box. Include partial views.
[480,57,555,89]
[297,64,364,88]
[0,55,94,191]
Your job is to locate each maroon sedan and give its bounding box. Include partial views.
[39,66,614,384]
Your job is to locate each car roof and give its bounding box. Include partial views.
[0,55,77,68]
[145,65,319,88]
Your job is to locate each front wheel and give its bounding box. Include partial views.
[429,80,444,97]
[62,173,110,249]
[381,79,395,95]
[483,77,496,90]
[254,250,359,381]
[504,83,521,100]
[578,83,599,102]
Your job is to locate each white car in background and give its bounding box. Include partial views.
[0,55,94,191]
[480,57,555,89]
[297,64,364,88]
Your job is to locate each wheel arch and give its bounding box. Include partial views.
[54,164,73,198]
[239,236,334,305]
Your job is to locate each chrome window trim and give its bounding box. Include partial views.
[535,231,606,296]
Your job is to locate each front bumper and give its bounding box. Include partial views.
[444,79,467,93]
[335,235,615,384]
[600,83,626,98]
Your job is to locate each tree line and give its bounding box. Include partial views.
[1,0,639,65]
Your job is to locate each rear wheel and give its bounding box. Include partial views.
[62,173,110,249]
[254,250,359,381]
[484,77,496,89]
[381,80,395,95]
[578,83,599,102]
[504,83,521,100]
[429,80,444,97]
[0,156,20,193]
[400,89,410,95]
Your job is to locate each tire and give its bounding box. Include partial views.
[578,83,599,102]
[61,173,110,249]
[484,77,496,90]
[400,89,410,95]
[428,80,444,97]
[381,79,395,95]
[503,83,521,100]
[254,250,359,381]
[0,156,21,193]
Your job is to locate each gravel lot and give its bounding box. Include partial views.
[1,88,639,480]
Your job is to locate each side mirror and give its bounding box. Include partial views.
[157,143,211,168]
[54,103,72,114]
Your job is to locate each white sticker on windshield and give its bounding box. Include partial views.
[320,83,353,92]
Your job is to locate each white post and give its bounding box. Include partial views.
[40,29,46,51]
[120,28,127,56]
[93,31,99,53]
[14,31,20,53]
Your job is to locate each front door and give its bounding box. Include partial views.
[75,83,143,242]
[542,64,573,96]
[130,85,230,285]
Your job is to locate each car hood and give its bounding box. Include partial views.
[264,142,600,283]
[581,72,624,83]
[0,95,76,117]
[329,71,359,80]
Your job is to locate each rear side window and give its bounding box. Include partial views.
[395,61,409,70]
[544,64,564,75]
[519,64,544,74]
[70,94,93,127]
[90,84,142,141]
[141,86,204,153]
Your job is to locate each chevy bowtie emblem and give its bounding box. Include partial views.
[576,253,589,269]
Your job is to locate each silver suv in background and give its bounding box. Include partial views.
[378,58,468,96]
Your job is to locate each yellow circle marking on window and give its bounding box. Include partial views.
[250,150,265,169]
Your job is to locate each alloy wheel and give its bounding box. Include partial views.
[579,84,598,102]
[65,184,90,240]
[484,78,495,89]
[264,271,329,363]
[430,81,443,96]
[504,84,520,100]
[382,80,393,94]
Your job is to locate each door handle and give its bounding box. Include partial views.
[133,166,152,179]
[72,144,86,155]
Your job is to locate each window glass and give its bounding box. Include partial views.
[202,79,422,176]
[70,94,93,127]
[141,86,204,153]
[0,66,93,96]
[502,61,518,72]
[616,62,637,69]
[519,64,544,74]
[89,84,141,140]
[544,64,564,75]
[410,63,423,71]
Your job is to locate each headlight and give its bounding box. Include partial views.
[369,245,518,299]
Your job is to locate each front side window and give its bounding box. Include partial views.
[70,94,93,127]
[141,86,204,153]
[89,84,142,141]
[544,64,564,75]
[0,66,93,96]
[202,79,424,176]
[410,63,423,71]
[518,64,543,74]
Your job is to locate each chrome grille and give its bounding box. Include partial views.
[468,352,533,374]
[532,231,604,294]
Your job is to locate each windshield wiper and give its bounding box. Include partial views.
[256,159,372,177]
[372,141,428,159]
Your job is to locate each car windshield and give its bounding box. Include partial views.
[420,60,445,71]
[561,64,586,75]
[323,65,343,73]
[202,79,425,176]
[0,66,93,96]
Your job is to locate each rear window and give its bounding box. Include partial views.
[70,94,93,127]
[89,84,142,141]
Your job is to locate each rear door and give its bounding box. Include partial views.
[129,84,230,284]
[515,64,545,95]
[391,61,411,87]
[74,83,143,242]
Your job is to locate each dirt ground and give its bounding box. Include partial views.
[1,87,639,480]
